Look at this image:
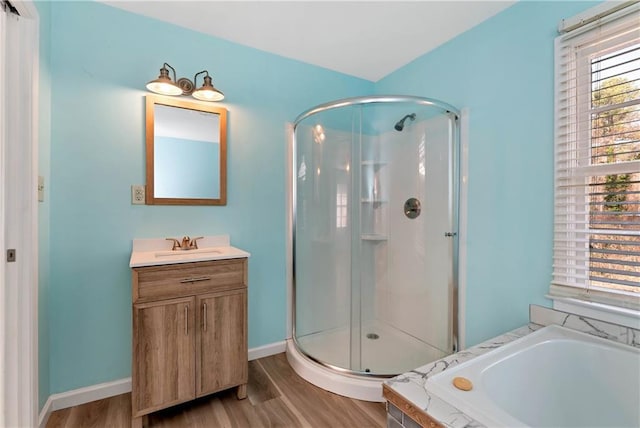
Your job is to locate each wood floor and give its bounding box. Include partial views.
[46,353,387,428]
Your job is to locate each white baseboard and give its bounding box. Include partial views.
[248,340,286,361]
[38,396,53,428]
[37,340,287,427]
[38,377,131,428]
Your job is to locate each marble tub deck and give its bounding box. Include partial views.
[383,305,640,428]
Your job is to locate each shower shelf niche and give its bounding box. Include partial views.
[361,160,388,167]
[361,234,388,241]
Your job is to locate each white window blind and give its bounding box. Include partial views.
[553,4,640,306]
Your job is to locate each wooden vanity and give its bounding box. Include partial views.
[130,256,248,427]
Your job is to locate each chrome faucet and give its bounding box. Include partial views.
[166,236,203,251]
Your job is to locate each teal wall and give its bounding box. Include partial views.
[46,1,371,394]
[376,0,600,346]
[35,0,51,411]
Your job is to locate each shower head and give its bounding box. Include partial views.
[394,113,416,131]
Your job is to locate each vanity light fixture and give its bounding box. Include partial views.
[146,63,182,96]
[192,71,225,102]
[146,63,225,102]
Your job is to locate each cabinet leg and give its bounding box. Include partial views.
[132,415,148,428]
[132,416,142,428]
[237,383,247,400]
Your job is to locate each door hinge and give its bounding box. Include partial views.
[6,249,16,262]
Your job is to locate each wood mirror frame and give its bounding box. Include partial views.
[145,94,227,205]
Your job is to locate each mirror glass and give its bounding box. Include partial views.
[146,95,227,205]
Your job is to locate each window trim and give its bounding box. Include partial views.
[552,2,640,311]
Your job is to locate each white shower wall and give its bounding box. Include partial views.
[374,115,452,353]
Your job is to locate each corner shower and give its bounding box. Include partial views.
[287,95,460,401]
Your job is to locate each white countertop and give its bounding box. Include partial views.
[129,235,250,268]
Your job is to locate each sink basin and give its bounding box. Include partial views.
[155,248,222,258]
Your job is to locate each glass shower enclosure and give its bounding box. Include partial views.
[292,96,459,377]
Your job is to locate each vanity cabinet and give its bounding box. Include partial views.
[131,258,248,426]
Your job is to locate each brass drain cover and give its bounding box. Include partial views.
[453,377,473,391]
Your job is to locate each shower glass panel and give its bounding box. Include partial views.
[293,96,458,377]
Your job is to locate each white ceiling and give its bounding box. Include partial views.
[101,1,515,82]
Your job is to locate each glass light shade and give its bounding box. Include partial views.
[192,75,224,101]
[192,88,225,101]
[146,78,182,96]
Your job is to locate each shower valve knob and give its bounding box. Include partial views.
[403,198,421,219]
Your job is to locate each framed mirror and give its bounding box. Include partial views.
[145,94,227,205]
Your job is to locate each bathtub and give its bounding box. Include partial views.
[427,325,640,427]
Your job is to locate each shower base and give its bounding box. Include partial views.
[286,320,447,401]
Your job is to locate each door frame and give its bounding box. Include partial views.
[1,0,40,426]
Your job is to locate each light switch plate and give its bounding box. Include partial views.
[131,185,145,205]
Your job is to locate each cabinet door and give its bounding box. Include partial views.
[133,297,195,416]
[196,289,247,396]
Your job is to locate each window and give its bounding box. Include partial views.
[553,4,640,308]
